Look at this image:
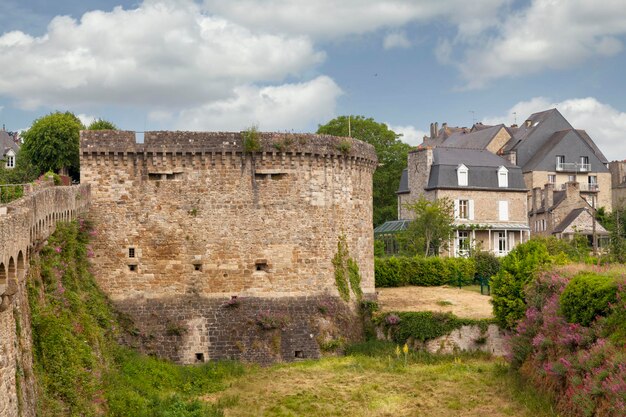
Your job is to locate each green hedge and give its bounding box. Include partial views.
[560,273,618,326]
[375,256,476,287]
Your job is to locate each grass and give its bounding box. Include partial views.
[205,341,558,417]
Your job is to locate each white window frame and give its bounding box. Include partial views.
[497,232,507,255]
[5,150,15,169]
[497,166,508,187]
[454,199,474,220]
[457,230,470,256]
[498,200,509,221]
[457,164,468,186]
[548,174,556,184]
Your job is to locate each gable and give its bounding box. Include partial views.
[523,130,609,173]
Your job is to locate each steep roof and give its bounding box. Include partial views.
[576,129,608,164]
[426,147,526,191]
[397,168,409,194]
[0,129,20,157]
[553,207,609,235]
[441,124,505,150]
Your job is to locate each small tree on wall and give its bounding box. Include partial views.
[398,196,454,256]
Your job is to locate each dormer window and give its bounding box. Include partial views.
[457,164,468,186]
[5,150,15,169]
[497,166,508,187]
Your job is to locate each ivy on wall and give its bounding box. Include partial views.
[332,234,363,302]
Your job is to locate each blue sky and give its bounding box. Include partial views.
[2,0,626,157]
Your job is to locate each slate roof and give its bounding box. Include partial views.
[576,129,608,164]
[426,147,526,191]
[0,129,20,157]
[503,108,571,152]
[441,124,505,150]
[397,168,409,194]
[522,130,570,172]
[553,208,609,235]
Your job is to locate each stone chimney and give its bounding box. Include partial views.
[430,123,435,139]
[434,122,439,137]
[407,147,434,198]
[545,183,554,208]
[532,187,541,212]
[442,122,447,131]
[565,181,580,199]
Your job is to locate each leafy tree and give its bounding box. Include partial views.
[87,119,118,130]
[0,150,39,184]
[317,116,411,226]
[397,196,454,256]
[21,112,85,179]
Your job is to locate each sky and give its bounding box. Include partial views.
[1,0,626,158]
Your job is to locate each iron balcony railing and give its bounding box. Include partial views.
[559,183,599,192]
[556,162,591,172]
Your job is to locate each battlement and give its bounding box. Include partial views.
[80,130,378,166]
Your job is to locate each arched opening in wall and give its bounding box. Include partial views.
[17,251,25,280]
[8,257,16,289]
[0,263,6,294]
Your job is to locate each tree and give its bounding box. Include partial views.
[397,196,454,256]
[0,151,39,184]
[21,112,85,179]
[88,119,118,130]
[317,116,411,226]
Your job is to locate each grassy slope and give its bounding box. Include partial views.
[28,220,556,416]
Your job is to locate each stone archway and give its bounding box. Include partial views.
[0,262,6,295]
[17,251,25,280]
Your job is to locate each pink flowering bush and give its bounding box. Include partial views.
[508,271,626,416]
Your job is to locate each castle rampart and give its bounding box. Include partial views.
[0,184,91,417]
[81,130,377,364]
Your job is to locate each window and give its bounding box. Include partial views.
[498,166,508,187]
[6,152,15,169]
[548,174,556,184]
[457,231,470,255]
[579,156,590,171]
[498,232,507,254]
[458,200,468,219]
[457,164,468,186]
[588,175,597,191]
[498,201,509,221]
[568,175,576,182]
[455,199,473,220]
[556,155,565,170]
[128,247,135,258]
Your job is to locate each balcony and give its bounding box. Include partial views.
[560,183,599,192]
[556,162,591,172]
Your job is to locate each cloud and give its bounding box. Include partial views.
[386,123,427,146]
[173,76,342,131]
[454,0,626,88]
[383,31,411,50]
[77,113,97,127]
[0,0,324,110]
[202,0,507,39]
[484,97,626,160]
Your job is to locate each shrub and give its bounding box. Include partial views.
[374,256,475,287]
[560,273,617,326]
[472,251,500,281]
[490,240,551,329]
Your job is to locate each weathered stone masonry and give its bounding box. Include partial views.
[80,131,377,364]
[0,184,91,417]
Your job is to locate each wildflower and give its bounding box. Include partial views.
[395,345,401,358]
[54,246,62,253]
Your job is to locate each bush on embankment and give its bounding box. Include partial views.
[28,220,243,416]
[508,270,626,417]
[375,256,476,287]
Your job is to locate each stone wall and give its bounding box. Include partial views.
[80,130,377,364]
[0,184,91,417]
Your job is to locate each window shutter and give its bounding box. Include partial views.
[498,201,509,221]
[468,200,474,220]
[454,200,459,219]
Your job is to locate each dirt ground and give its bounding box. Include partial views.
[376,285,494,319]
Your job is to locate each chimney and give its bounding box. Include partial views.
[442,122,448,131]
[430,123,434,138]
[510,124,518,128]
[565,181,580,199]
[434,122,439,137]
[545,183,554,208]
[532,187,541,212]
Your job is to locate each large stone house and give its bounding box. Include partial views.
[381,108,613,254]
[396,146,529,257]
[0,126,20,170]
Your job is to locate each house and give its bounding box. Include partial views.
[0,126,20,169]
[609,160,626,209]
[397,146,529,257]
[528,181,609,245]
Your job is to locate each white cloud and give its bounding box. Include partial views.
[203,0,506,39]
[484,97,626,160]
[383,31,411,50]
[386,123,426,146]
[173,76,342,131]
[455,0,626,88]
[0,0,324,110]
[77,113,97,127]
